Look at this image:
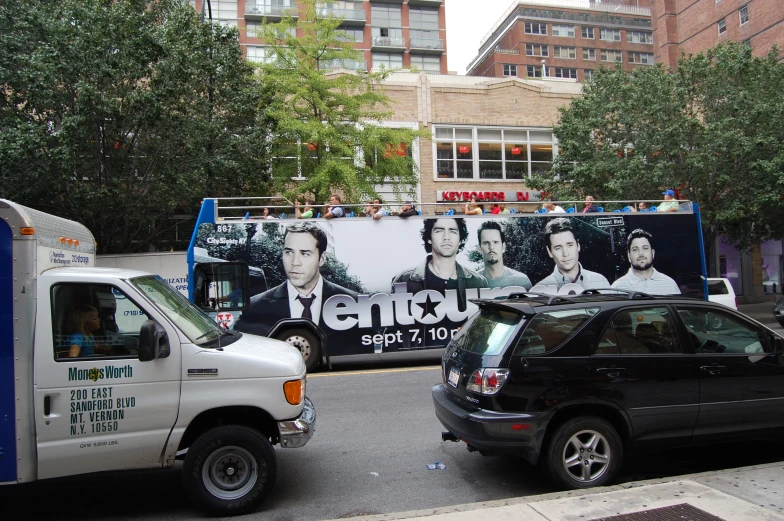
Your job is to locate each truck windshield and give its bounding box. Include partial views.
[131,275,222,346]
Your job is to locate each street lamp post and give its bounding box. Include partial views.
[541,59,547,78]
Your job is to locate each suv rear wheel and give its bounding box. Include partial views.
[543,416,622,489]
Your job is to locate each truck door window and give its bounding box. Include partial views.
[52,283,149,361]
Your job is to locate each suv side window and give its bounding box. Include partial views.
[603,307,682,355]
[515,307,599,355]
[676,307,767,354]
[52,283,148,361]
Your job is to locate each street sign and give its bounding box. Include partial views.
[596,217,625,227]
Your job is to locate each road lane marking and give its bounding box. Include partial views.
[309,366,440,378]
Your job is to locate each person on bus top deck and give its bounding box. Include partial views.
[262,207,278,219]
[234,223,358,337]
[295,199,315,219]
[658,190,680,212]
[499,203,510,214]
[323,194,345,219]
[490,203,502,215]
[582,195,599,213]
[463,197,483,215]
[477,221,532,290]
[396,201,418,218]
[391,217,487,312]
[611,228,681,295]
[371,197,389,220]
[66,304,110,358]
[542,197,566,214]
[534,217,610,291]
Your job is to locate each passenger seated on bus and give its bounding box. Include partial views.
[65,304,110,358]
[464,198,483,215]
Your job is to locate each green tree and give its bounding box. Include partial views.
[532,42,784,254]
[257,0,424,204]
[0,0,273,253]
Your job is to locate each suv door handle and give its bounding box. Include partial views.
[700,365,726,375]
[596,367,625,377]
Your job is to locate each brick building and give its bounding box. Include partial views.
[651,0,784,67]
[193,0,448,73]
[465,0,654,82]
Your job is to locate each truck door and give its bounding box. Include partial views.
[34,281,181,479]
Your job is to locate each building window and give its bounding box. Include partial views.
[524,22,547,35]
[246,45,277,64]
[409,6,439,30]
[626,31,653,44]
[212,0,238,20]
[552,25,576,38]
[526,65,543,78]
[582,48,596,61]
[628,52,654,64]
[410,54,441,73]
[433,126,554,180]
[742,38,752,48]
[337,27,364,43]
[552,67,578,79]
[581,27,595,39]
[599,29,621,42]
[525,44,549,57]
[718,18,727,35]
[584,69,594,81]
[371,52,402,69]
[553,46,577,59]
[503,64,518,77]
[371,4,402,26]
[739,5,749,25]
[601,49,623,62]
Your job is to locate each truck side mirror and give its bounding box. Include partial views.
[139,320,170,362]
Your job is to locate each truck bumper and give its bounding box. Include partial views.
[278,397,316,448]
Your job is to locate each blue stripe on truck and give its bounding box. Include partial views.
[0,219,17,482]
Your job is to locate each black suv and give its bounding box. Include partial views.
[433,290,784,490]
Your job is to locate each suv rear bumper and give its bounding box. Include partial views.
[432,384,550,464]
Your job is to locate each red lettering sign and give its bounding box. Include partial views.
[458,145,470,154]
[511,147,521,155]
[517,192,530,201]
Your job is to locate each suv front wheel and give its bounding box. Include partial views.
[542,416,623,489]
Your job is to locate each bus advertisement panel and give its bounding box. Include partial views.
[191,211,708,367]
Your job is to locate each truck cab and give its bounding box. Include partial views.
[0,199,315,515]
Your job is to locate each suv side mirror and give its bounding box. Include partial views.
[139,320,170,362]
[773,335,784,355]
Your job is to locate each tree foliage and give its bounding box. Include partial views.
[532,42,784,252]
[0,0,273,253]
[257,0,424,204]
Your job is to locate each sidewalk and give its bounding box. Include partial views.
[738,300,778,325]
[345,463,784,521]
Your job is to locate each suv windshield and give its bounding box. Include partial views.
[130,275,222,346]
[452,308,522,356]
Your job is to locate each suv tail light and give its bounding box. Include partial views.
[465,368,510,395]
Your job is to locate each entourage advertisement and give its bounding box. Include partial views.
[194,213,706,355]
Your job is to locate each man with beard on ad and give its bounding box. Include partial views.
[611,228,680,295]
[477,221,532,289]
[391,217,487,348]
[533,217,610,293]
[234,222,359,338]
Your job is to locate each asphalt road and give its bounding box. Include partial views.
[4,325,784,520]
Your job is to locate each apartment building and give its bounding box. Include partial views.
[193,0,448,73]
[466,0,654,82]
[650,0,784,67]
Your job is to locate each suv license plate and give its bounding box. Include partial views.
[448,367,460,388]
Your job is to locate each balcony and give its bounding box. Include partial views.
[371,36,406,52]
[316,7,366,26]
[320,59,367,72]
[409,37,444,54]
[245,2,299,22]
[407,0,443,6]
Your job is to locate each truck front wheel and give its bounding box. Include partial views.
[277,328,321,372]
[183,425,276,516]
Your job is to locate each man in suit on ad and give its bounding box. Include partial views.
[234,222,358,337]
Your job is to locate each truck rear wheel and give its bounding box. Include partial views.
[278,328,321,372]
[183,425,276,516]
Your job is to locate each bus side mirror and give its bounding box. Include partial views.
[139,320,170,362]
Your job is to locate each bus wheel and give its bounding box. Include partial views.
[279,328,321,372]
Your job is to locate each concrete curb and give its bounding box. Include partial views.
[339,461,784,521]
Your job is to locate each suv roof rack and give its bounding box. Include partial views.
[506,292,578,306]
[579,288,655,300]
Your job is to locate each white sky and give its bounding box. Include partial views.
[445,0,517,75]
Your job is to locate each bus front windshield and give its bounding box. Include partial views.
[130,275,222,346]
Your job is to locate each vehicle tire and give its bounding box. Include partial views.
[278,328,321,372]
[183,425,276,516]
[541,416,622,490]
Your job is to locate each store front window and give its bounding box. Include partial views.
[718,239,743,296]
[761,240,783,295]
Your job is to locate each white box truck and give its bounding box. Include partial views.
[0,199,315,515]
